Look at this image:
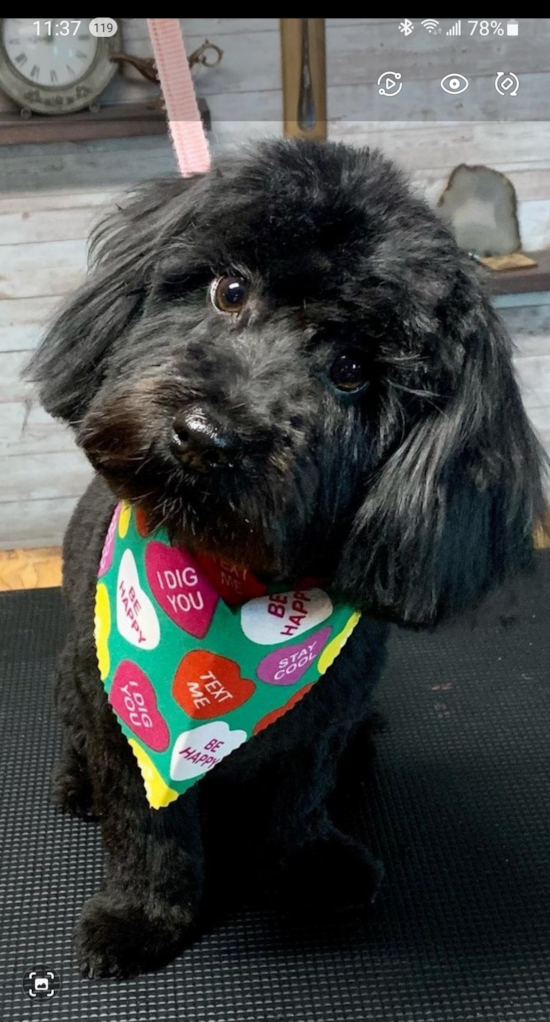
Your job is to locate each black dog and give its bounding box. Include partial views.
[29,139,545,979]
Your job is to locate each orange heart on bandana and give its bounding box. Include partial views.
[173,650,256,720]
[253,684,314,736]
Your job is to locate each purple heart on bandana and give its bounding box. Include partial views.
[256,626,332,685]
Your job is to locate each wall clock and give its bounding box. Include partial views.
[0,18,119,115]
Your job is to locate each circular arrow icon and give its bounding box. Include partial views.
[495,72,519,96]
[378,71,403,97]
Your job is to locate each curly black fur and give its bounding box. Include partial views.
[29,139,546,978]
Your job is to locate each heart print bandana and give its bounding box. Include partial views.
[94,502,360,809]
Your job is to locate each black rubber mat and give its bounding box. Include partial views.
[2,554,550,1021]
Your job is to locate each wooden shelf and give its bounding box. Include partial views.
[490,250,550,295]
[0,101,169,145]
[0,97,211,145]
[0,547,62,591]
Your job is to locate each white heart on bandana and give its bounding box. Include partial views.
[170,721,247,782]
[240,587,333,645]
[116,548,160,650]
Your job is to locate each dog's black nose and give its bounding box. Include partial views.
[172,406,242,470]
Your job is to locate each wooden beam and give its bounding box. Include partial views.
[280,19,326,140]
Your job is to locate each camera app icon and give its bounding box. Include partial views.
[22,968,60,999]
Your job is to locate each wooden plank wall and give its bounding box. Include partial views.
[0,17,549,547]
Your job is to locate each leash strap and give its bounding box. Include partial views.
[146,18,211,177]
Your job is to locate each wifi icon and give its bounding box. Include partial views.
[421,19,441,33]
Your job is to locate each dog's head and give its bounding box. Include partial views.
[29,139,546,623]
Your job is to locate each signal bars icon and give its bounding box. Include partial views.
[446,19,462,35]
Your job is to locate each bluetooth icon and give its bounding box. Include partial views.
[398,19,414,36]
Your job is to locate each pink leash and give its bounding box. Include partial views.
[146,18,211,177]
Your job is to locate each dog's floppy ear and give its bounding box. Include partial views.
[27,175,204,425]
[336,297,547,625]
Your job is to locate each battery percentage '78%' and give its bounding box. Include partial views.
[468,20,505,35]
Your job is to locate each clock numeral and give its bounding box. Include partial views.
[30,65,40,80]
[66,64,76,78]
[76,51,88,61]
[50,69,58,84]
[15,53,28,66]
[9,39,21,45]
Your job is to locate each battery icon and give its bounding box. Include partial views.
[507,21,519,35]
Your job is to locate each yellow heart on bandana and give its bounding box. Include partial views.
[118,502,132,538]
[94,582,111,680]
[317,611,361,674]
[128,739,179,810]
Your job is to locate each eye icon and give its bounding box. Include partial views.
[440,73,469,95]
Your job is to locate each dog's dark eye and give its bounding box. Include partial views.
[211,276,248,314]
[329,352,368,392]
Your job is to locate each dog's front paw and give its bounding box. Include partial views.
[75,892,195,979]
[280,832,384,915]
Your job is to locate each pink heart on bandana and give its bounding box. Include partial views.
[110,660,170,752]
[146,541,219,638]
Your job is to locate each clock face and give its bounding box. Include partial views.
[2,18,98,88]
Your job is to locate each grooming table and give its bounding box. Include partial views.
[2,555,550,1021]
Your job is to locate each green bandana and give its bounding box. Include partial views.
[94,502,360,809]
